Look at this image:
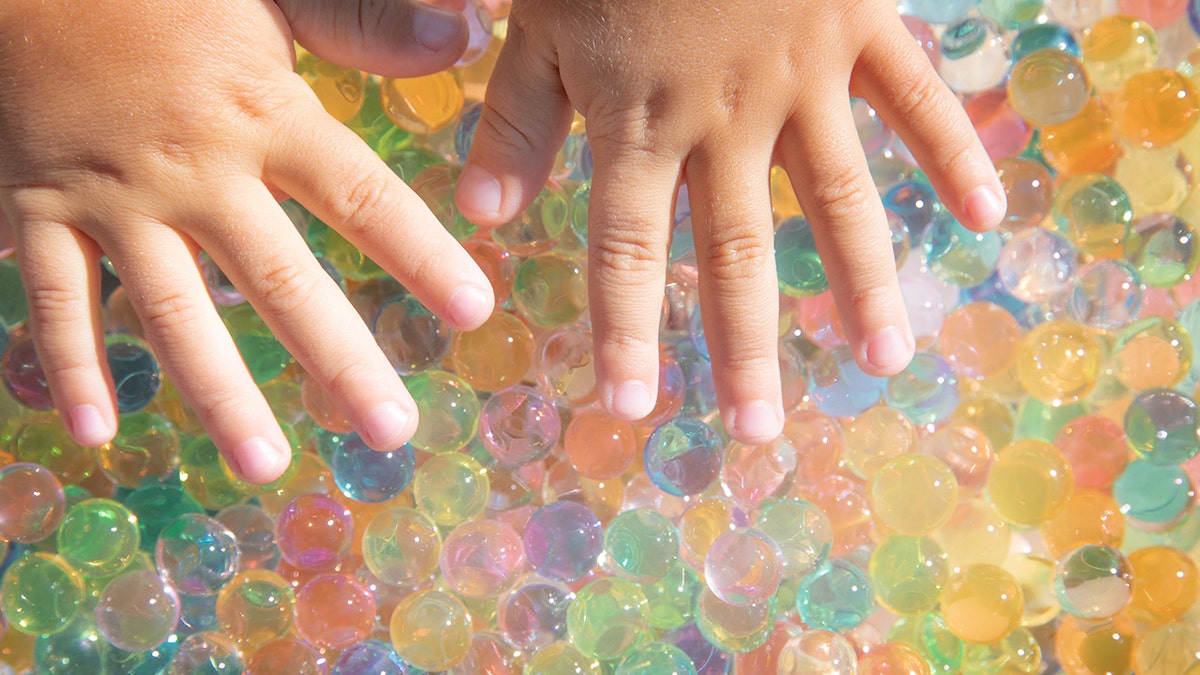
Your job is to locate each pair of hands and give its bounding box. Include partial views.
[0,0,1003,483]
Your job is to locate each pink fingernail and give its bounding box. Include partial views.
[231,437,291,485]
[446,286,493,329]
[866,325,913,374]
[361,401,414,450]
[964,185,1006,230]
[727,400,783,444]
[458,165,503,219]
[68,404,112,447]
[610,380,653,421]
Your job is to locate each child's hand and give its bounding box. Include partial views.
[0,0,496,483]
[457,0,1005,443]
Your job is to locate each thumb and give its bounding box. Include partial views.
[276,0,468,76]
[455,21,574,227]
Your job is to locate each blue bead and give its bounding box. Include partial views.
[331,435,416,503]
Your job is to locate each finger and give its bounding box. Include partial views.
[275,0,468,76]
[15,221,116,446]
[455,19,575,226]
[779,93,914,378]
[267,107,494,331]
[685,144,783,444]
[854,22,1005,232]
[102,228,291,484]
[185,182,422,453]
[587,142,680,422]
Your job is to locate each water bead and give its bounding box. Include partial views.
[274,494,352,572]
[0,463,65,543]
[906,0,979,25]
[996,227,1076,303]
[721,436,797,508]
[940,564,1024,644]
[295,50,364,123]
[449,311,534,393]
[372,294,449,374]
[2,336,51,410]
[961,626,1041,674]
[1113,460,1195,525]
[987,439,1075,526]
[491,183,569,256]
[331,435,415,503]
[927,429,993,499]
[496,579,571,649]
[34,615,108,675]
[103,336,160,414]
[1128,545,1200,624]
[885,352,960,425]
[857,642,932,675]
[214,569,294,648]
[1,553,83,636]
[970,88,1036,164]
[922,214,1002,287]
[840,406,918,479]
[616,642,696,675]
[1041,488,1126,560]
[995,157,1054,229]
[564,577,649,661]
[97,411,180,488]
[1011,22,1081,61]
[1007,49,1090,126]
[481,384,562,466]
[561,413,640,484]
[1055,612,1137,675]
[331,639,408,675]
[775,216,827,297]
[361,507,440,587]
[156,514,240,597]
[406,369,480,453]
[1134,622,1200,675]
[413,453,489,527]
[644,416,723,497]
[171,631,243,675]
[513,252,587,327]
[93,569,179,652]
[807,346,887,418]
[56,498,139,577]
[388,588,472,670]
[703,528,784,607]
[869,535,950,616]
[604,509,679,582]
[1081,14,1160,91]
[794,559,874,633]
[120,484,204,551]
[523,641,602,675]
[222,302,292,383]
[1054,544,1134,619]
[15,417,94,486]
[1124,388,1200,465]
[380,70,463,134]
[1015,319,1102,406]
[245,638,325,675]
[754,499,832,579]
[1114,69,1199,147]
[938,17,1010,94]
[1069,258,1142,330]
[534,325,597,407]
[775,630,857,675]
[1041,98,1122,177]
[294,573,376,650]
[871,454,959,535]
[1124,213,1199,288]
[464,239,515,308]
[522,500,602,582]
[0,257,27,329]
[440,518,525,599]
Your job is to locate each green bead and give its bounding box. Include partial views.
[513,252,587,327]
[221,304,292,384]
[869,535,949,616]
[0,257,28,330]
[1,552,84,636]
[775,216,827,297]
[566,578,649,661]
[56,499,140,577]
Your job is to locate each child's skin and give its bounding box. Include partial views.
[0,0,1003,484]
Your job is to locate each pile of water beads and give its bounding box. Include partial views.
[6,0,1200,673]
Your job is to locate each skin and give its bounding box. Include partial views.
[0,0,1003,481]
[0,0,496,483]
[457,0,1005,443]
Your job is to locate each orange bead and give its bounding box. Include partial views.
[1041,98,1121,176]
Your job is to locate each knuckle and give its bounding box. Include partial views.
[595,330,660,360]
[139,288,205,336]
[24,282,81,318]
[590,228,662,276]
[808,164,875,222]
[330,170,395,240]
[321,360,375,404]
[191,384,248,429]
[703,229,771,283]
[247,253,320,316]
[477,104,540,160]
[891,76,944,122]
[719,350,778,378]
[845,279,899,316]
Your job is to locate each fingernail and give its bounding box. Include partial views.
[866,325,913,374]
[458,165,503,219]
[231,437,291,484]
[414,7,463,52]
[610,380,653,421]
[361,401,414,450]
[446,286,493,329]
[964,185,1005,229]
[727,400,783,444]
[68,404,112,447]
